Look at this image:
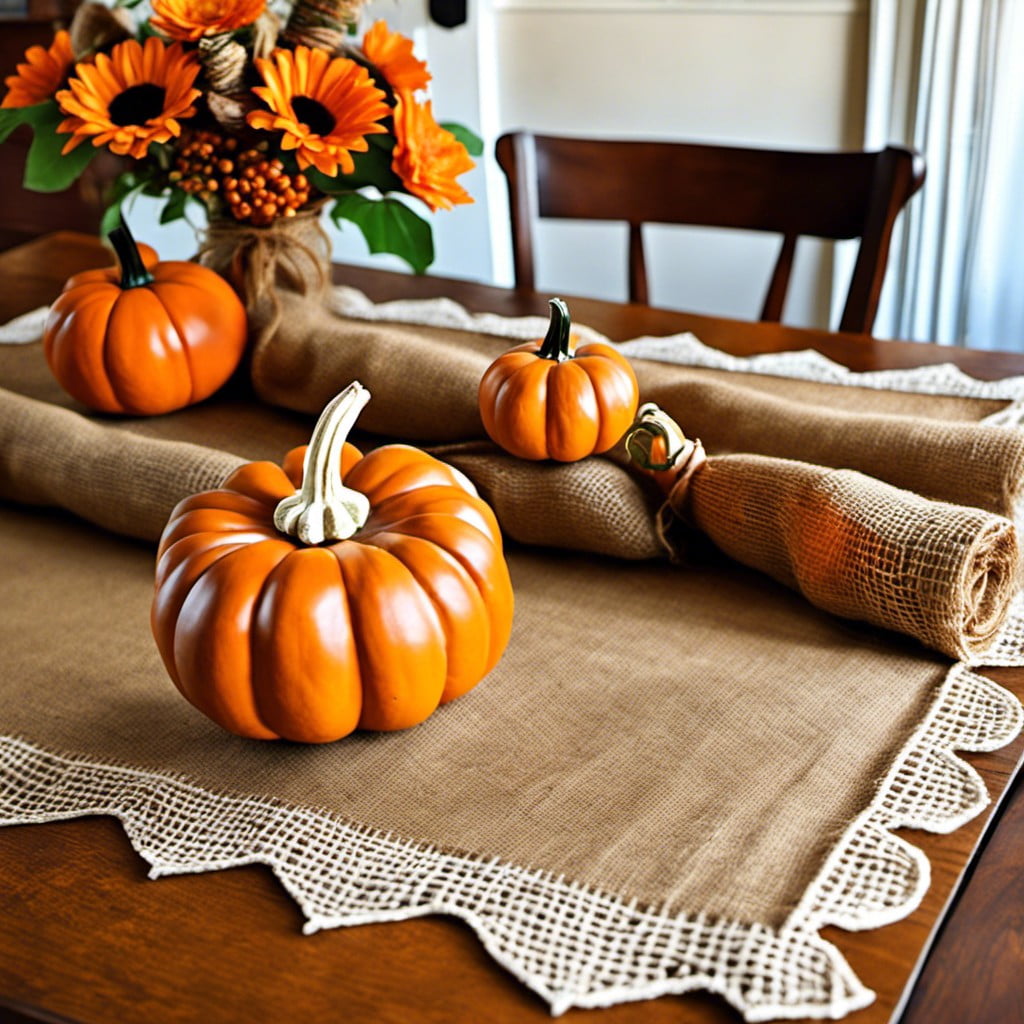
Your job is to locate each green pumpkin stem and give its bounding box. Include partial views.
[274,382,372,545]
[109,221,154,289]
[537,298,573,361]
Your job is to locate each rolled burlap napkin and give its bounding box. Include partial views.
[247,292,1024,522]
[0,387,245,542]
[625,405,1021,660]
[434,442,663,560]
[0,386,663,558]
[251,289,495,440]
[632,367,1024,523]
[3,378,1018,657]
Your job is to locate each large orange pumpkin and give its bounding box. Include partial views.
[43,223,247,415]
[152,383,515,743]
[478,298,639,461]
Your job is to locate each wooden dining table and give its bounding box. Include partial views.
[1,231,1021,1024]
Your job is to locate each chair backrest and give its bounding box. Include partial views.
[495,132,926,334]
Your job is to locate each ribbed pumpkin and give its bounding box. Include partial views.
[152,383,515,743]
[478,298,639,461]
[43,223,247,415]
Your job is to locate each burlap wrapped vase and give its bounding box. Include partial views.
[197,204,334,348]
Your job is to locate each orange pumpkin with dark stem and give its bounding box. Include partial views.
[43,223,247,415]
[151,383,515,743]
[478,298,639,461]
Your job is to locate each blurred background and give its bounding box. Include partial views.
[3,0,1022,348]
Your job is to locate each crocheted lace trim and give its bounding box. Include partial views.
[325,287,1024,426]
[3,291,1024,1019]
[8,290,1024,425]
[1,657,1020,1020]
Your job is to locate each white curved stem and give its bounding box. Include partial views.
[274,382,372,544]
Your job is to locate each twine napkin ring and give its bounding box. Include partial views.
[625,403,707,555]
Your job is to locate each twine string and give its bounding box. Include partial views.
[251,10,282,60]
[282,0,366,50]
[68,1,133,59]
[625,403,708,561]
[198,33,248,96]
[654,439,708,560]
[198,208,333,337]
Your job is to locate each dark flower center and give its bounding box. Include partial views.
[292,96,336,137]
[108,83,166,127]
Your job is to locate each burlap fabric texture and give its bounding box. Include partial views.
[243,243,1024,525]
[2,323,1024,1019]
[657,444,1018,661]
[0,363,1018,659]
[191,244,1024,659]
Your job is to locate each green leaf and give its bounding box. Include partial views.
[0,100,67,144]
[0,105,37,144]
[440,122,483,158]
[104,169,146,205]
[23,103,97,192]
[11,101,97,192]
[159,188,191,225]
[100,200,127,239]
[329,193,434,274]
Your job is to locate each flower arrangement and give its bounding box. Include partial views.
[0,0,482,273]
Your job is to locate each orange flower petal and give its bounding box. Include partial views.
[248,47,389,178]
[391,92,474,212]
[362,21,431,93]
[150,0,265,41]
[2,29,74,108]
[56,37,199,161]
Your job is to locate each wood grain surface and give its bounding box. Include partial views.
[1,232,1022,1024]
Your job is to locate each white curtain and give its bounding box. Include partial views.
[864,0,1024,348]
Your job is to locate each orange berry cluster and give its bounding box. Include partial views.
[222,151,311,227]
[169,130,313,227]
[169,130,237,199]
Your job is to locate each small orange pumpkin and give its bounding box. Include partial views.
[478,298,640,461]
[152,383,515,743]
[43,223,247,415]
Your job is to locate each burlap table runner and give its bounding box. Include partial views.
[237,294,1024,658]
[2,321,1024,1019]
[249,291,1024,524]
[0,367,1017,657]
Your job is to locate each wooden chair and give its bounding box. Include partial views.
[495,132,926,334]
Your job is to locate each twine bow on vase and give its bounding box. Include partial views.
[197,204,334,338]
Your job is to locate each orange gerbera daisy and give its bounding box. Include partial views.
[55,36,201,160]
[150,0,266,41]
[248,46,389,177]
[361,21,431,93]
[391,92,474,212]
[2,29,73,108]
